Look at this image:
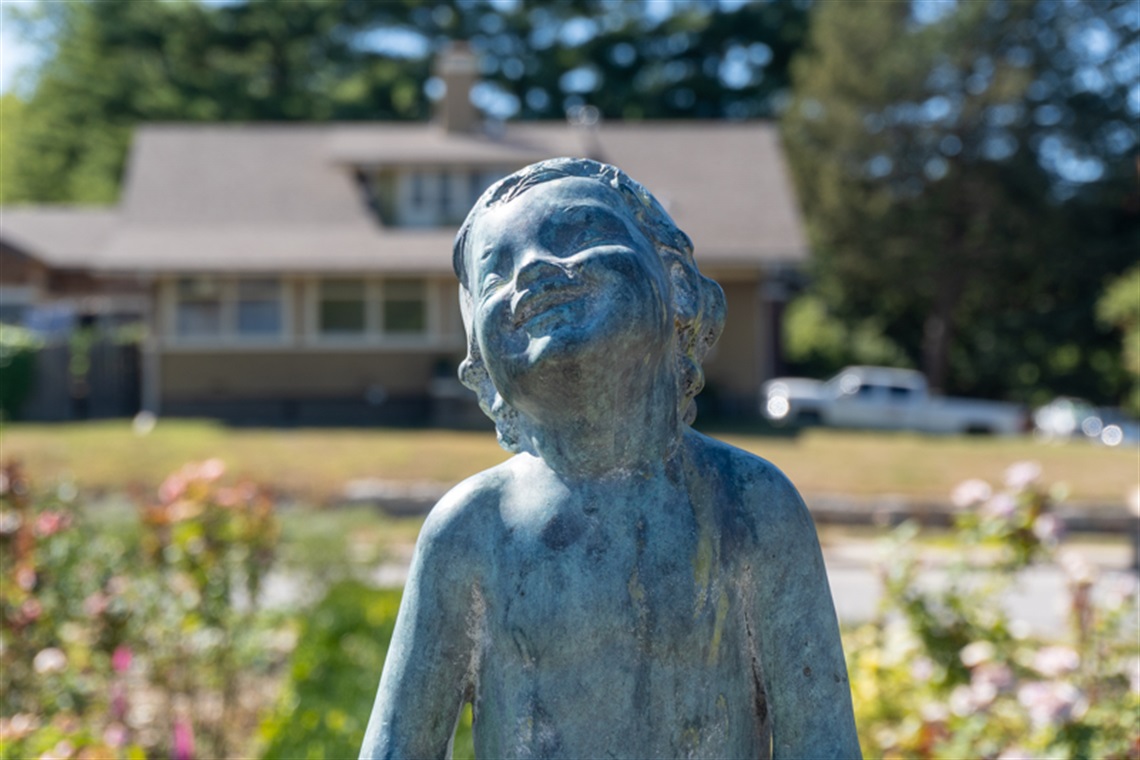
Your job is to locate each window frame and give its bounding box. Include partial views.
[166,276,291,347]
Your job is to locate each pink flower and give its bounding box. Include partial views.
[173,717,195,760]
[19,598,42,623]
[1032,646,1079,678]
[110,681,129,721]
[103,722,129,748]
[112,645,133,673]
[39,739,74,760]
[1004,461,1042,490]
[159,473,188,504]
[82,592,108,618]
[951,479,993,509]
[33,511,70,538]
[196,458,225,482]
[15,566,36,591]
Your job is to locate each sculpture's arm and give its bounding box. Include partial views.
[360,494,480,760]
[751,474,862,759]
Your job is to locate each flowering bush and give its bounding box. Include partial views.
[0,459,284,760]
[848,462,1140,759]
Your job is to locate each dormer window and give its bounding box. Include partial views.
[361,166,512,228]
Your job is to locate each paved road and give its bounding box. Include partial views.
[352,536,1136,637]
[825,539,1136,633]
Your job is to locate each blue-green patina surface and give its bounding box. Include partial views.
[361,158,861,759]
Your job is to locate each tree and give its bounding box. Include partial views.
[4,0,813,204]
[783,0,1139,404]
[4,0,434,203]
[1097,265,1140,412]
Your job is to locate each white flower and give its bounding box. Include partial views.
[1058,549,1098,585]
[32,647,67,675]
[960,640,996,668]
[949,684,980,717]
[1031,514,1063,544]
[1004,461,1042,490]
[982,493,1018,519]
[951,479,992,509]
[911,656,935,682]
[1032,646,1079,678]
[1018,681,1087,728]
[973,662,1013,691]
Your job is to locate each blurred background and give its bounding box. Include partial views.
[0,1,1137,758]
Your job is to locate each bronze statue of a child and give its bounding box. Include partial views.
[361,158,860,759]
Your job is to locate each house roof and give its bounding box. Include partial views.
[0,208,119,269]
[2,120,808,276]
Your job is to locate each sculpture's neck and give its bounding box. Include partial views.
[515,361,683,480]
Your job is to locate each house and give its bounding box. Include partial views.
[0,47,808,424]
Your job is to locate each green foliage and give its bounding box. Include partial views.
[783,293,911,378]
[849,464,1140,757]
[0,94,24,204]
[3,0,811,203]
[783,0,1139,403]
[0,324,42,420]
[1097,266,1140,413]
[259,582,475,760]
[0,459,286,759]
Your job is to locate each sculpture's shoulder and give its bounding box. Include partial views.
[423,456,511,529]
[417,453,544,554]
[681,429,815,543]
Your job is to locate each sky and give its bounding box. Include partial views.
[1,1,40,94]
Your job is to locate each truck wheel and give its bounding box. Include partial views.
[964,424,993,436]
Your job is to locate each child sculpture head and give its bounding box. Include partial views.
[452,157,726,453]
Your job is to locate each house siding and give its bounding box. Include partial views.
[702,276,764,415]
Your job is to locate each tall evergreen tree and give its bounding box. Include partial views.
[783,0,1139,404]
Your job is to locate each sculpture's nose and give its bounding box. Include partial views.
[515,248,573,290]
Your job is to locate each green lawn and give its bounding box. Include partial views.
[1,418,1134,505]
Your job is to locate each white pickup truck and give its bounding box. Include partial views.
[762,366,1026,435]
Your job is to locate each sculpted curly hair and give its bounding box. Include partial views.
[452,157,726,453]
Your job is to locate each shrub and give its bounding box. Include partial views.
[848,462,1140,758]
[0,459,286,760]
[0,324,42,419]
[259,581,475,760]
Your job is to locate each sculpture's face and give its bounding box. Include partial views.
[464,176,674,407]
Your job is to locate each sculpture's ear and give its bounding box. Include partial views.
[669,260,699,327]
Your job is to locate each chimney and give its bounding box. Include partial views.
[434,42,480,133]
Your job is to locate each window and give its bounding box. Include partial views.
[439,171,452,218]
[176,278,223,337]
[382,279,427,334]
[319,280,366,334]
[410,173,426,210]
[468,170,484,206]
[236,279,282,336]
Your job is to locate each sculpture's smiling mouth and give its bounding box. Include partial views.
[511,282,586,328]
